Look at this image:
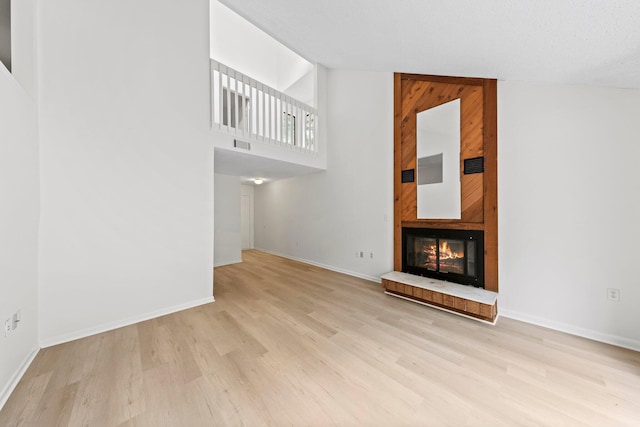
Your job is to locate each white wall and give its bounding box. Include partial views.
[10,0,37,98]
[214,174,242,266]
[283,68,315,107]
[210,0,314,99]
[498,81,640,349]
[0,65,39,408]
[254,73,640,350]
[254,70,394,281]
[37,0,214,346]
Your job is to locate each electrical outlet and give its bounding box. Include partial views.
[12,309,21,330]
[4,319,11,337]
[607,288,620,301]
[370,252,374,258]
[359,251,364,258]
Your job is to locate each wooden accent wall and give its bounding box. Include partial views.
[393,74,498,292]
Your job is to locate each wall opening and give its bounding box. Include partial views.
[0,0,11,71]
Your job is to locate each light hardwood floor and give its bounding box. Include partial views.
[2,250,639,426]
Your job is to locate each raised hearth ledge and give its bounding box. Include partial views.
[386,292,499,325]
[382,272,497,304]
[381,271,498,323]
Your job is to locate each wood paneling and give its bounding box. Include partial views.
[393,74,403,272]
[482,79,499,292]
[393,73,498,293]
[399,80,485,225]
[466,300,481,315]
[382,278,497,323]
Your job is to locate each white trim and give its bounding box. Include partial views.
[40,297,215,348]
[499,309,640,352]
[255,248,381,283]
[0,345,39,411]
[385,291,499,325]
[213,258,243,268]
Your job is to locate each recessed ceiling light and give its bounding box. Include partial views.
[253,178,264,185]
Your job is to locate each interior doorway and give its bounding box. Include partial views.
[240,185,254,250]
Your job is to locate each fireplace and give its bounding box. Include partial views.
[402,228,484,288]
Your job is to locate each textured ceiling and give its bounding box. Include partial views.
[220,0,640,89]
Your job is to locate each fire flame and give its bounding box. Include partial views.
[440,241,462,259]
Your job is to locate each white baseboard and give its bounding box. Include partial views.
[0,345,39,411]
[499,309,640,352]
[214,258,243,268]
[256,249,640,352]
[40,296,215,348]
[255,248,382,283]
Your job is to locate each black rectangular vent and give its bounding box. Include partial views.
[464,157,484,174]
[401,169,415,183]
[234,139,251,150]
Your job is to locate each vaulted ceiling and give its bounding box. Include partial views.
[221,0,640,89]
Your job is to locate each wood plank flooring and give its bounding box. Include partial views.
[1,250,639,426]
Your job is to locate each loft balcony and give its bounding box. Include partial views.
[210,59,318,154]
[210,59,325,180]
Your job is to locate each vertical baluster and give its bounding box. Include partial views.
[225,68,230,132]
[304,109,308,151]
[273,92,278,143]
[291,102,295,147]
[265,88,270,141]
[217,67,224,127]
[288,100,291,146]
[314,111,318,152]
[228,70,234,132]
[297,104,302,149]
[236,73,241,135]
[271,89,276,142]
[213,64,218,127]
[243,78,248,136]
[262,86,267,141]
[242,77,247,135]
[273,92,277,144]
[271,89,276,143]
[250,81,255,136]
[238,74,243,135]
[209,60,216,128]
[288,101,293,147]
[260,85,265,141]
[284,99,288,146]
[277,95,282,145]
[264,87,269,140]
[251,85,256,137]
[247,80,251,135]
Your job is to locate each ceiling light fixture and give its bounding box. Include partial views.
[253,178,264,185]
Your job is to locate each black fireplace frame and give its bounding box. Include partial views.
[402,227,484,288]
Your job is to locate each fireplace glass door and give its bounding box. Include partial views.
[403,228,483,287]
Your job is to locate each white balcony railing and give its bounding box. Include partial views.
[210,59,318,154]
